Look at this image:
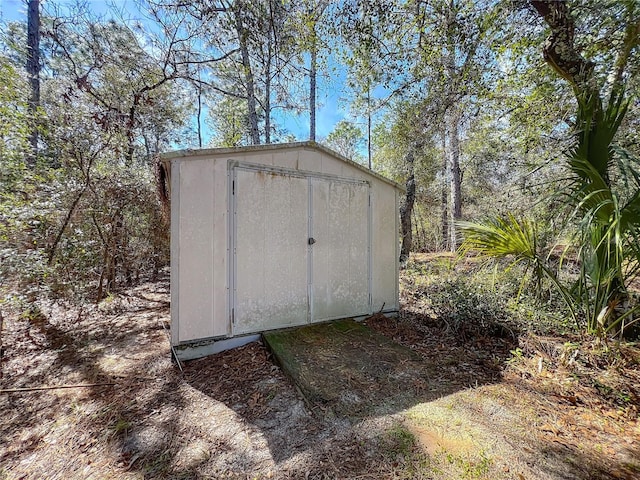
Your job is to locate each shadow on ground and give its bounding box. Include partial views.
[181,310,639,479]
[179,310,518,474]
[259,318,504,419]
[2,275,639,479]
[0,278,191,479]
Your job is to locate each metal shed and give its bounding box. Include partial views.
[162,142,403,360]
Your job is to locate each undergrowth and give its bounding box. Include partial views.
[402,255,577,338]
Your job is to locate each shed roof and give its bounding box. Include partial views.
[160,141,405,192]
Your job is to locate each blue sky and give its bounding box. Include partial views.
[0,0,352,145]
[0,0,27,22]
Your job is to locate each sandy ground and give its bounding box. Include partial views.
[1,269,639,479]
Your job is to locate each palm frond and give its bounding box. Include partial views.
[457,215,577,323]
[572,90,629,182]
[457,213,537,262]
[458,87,637,338]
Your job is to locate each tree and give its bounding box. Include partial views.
[230,1,261,144]
[339,0,395,169]
[25,0,40,166]
[324,120,365,161]
[374,100,437,259]
[46,10,194,164]
[291,0,331,142]
[0,54,48,303]
[249,0,300,144]
[0,55,35,232]
[417,0,496,251]
[459,0,640,338]
[338,0,499,250]
[208,94,251,147]
[0,56,32,172]
[161,0,301,146]
[12,4,193,300]
[530,0,640,336]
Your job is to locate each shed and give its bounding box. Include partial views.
[162,141,403,360]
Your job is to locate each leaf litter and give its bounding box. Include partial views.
[0,263,638,479]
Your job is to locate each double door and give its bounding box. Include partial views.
[232,166,370,335]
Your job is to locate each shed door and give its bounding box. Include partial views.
[233,169,309,335]
[232,167,371,335]
[311,178,370,322]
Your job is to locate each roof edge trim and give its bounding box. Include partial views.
[160,141,405,191]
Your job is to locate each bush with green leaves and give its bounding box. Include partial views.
[0,50,173,306]
[425,276,512,338]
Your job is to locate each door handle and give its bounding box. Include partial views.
[308,237,316,245]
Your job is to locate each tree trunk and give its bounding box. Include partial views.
[242,46,260,145]
[0,309,4,378]
[235,8,261,145]
[105,211,123,293]
[367,84,372,169]
[441,131,449,251]
[310,41,317,142]
[529,0,640,338]
[125,95,140,165]
[47,185,88,265]
[264,39,272,144]
[26,0,40,167]
[196,81,203,148]
[125,126,136,165]
[400,149,416,265]
[529,0,595,95]
[96,246,108,302]
[448,107,462,251]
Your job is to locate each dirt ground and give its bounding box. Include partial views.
[1,265,639,479]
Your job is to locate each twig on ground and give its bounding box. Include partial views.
[0,382,116,394]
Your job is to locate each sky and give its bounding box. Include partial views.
[0,0,353,146]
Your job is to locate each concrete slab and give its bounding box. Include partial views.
[263,319,429,419]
